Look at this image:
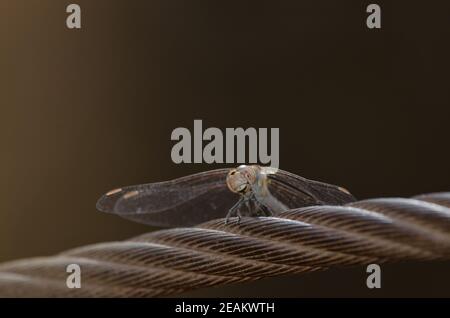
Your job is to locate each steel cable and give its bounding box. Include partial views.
[0,192,449,297]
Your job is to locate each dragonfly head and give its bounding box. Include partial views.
[226,165,259,195]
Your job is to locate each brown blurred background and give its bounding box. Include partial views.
[0,0,449,296]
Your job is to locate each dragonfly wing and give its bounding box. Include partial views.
[96,169,238,227]
[265,168,356,209]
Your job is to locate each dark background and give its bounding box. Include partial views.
[0,0,449,296]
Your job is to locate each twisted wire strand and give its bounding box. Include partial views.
[0,192,449,297]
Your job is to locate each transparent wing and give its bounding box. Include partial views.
[263,167,356,212]
[96,169,237,227]
[97,167,356,228]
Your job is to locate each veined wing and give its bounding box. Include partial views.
[96,169,237,227]
[262,167,356,211]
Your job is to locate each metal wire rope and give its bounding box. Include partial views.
[0,192,449,297]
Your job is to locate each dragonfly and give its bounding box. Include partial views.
[96,165,356,227]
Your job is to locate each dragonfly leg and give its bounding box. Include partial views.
[245,199,253,216]
[261,203,273,216]
[251,198,263,216]
[251,196,272,217]
[236,209,242,224]
[262,207,270,216]
[226,196,244,224]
